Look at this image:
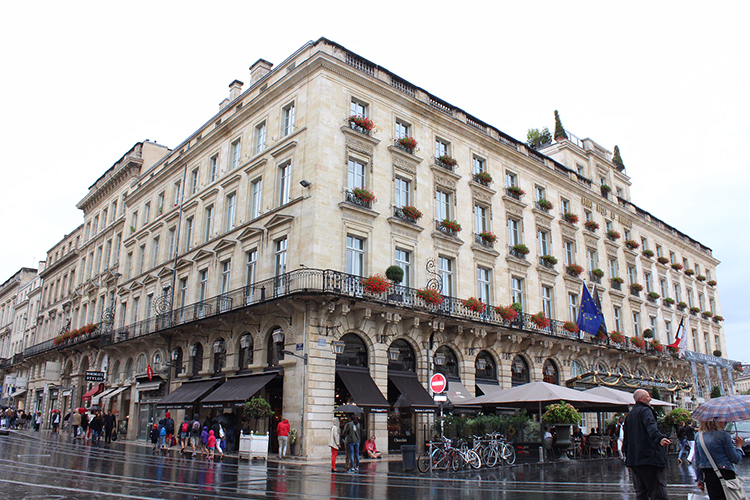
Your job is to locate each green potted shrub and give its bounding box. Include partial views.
[553,110,568,141]
[542,401,580,461]
[713,349,722,357]
[601,184,612,197]
[288,428,298,456]
[642,249,654,258]
[563,212,579,224]
[642,328,654,339]
[584,220,599,232]
[664,297,675,305]
[707,280,717,287]
[511,243,530,257]
[536,198,553,211]
[473,171,493,185]
[647,291,660,301]
[506,185,525,198]
[527,127,552,149]
[385,265,404,284]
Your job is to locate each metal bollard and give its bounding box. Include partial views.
[539,446,544,462]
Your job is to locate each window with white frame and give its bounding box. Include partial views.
[506,171,518,188]
[225,193,237,232]
[435,139,449,158]
[346,236,365,277]
[283,102,295,136]
[665,320,672,344]
[704,331,710,353]
[633,312,640,335]
[475,205,488,234]
[111,200,117,222]
[93,215,99,234]
[650,316,657,336]
[395,119,410,139]
[184,217,193,252]
[221,261,231,294]
[255,121,267,154]
[605,220,613,232]
[395,248,411,287]
[699,293,705,311]
[674,284,681,302]
[104,240,112,268]
[669,251,676,264]
[157,193,165,215]
[538,229,551,256]
[587,249,598,271]
[695,263,701,275]
[394,177,410,208]
[179,278,187,309]
[350,98,367,117]
[231,139,241,170]
[535,185,546,201]
[628,265,636,286]
[568,293,578,321]
[641,237,648,250]
[144,203,151,224]
[209,155,218,183]
[508,218,521,246]
[173,181,181,207]
[710,297,715,314]
[204,205,214,242]
[608,258,619,278]
[275,238,287,277]
[438,256,453,296]
[190,168,199,194]
[660,278,668,298]
[246,250,257,286]
[132,298,139,323]
[436,190,452,220]
[564,241,575,266]
[347,158,366,190]
[168,228,176,259]
[251,178,262,219]
[138,245,145,275]
[152,237,159,267]
[542,285,553,318]
[614,306,622,331]
[656,244,663,258]
[584,210,592,222]
[644,272,653,293]
[477,267,491,304]
[199,270,208,302]
[687,288,694,308]
[278,161,291,205]
[691,328,698,351]
[472,156,485,175]
[561,198,571,214]
[511,277,524,309]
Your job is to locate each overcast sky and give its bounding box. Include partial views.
[1,1,747,360]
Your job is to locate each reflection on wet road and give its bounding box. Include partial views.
[1,431,746,499]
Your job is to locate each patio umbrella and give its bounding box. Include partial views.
[584,386,675,408]
[87,405,101,412]
[334,404,364,414]
[691,395,750,422]
[459,381,626,411]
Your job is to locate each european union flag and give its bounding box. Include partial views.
[577,282,603,335]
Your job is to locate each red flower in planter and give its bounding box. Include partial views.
[631,336,646,348]
[563,213,579,224]
[671,263,684,271]
[606,230,621,240]
[479,231,497,243]
[400,205,423,221]
[625,239,640,250]
[361,275,391,294]
[650,339,664,353]
[531,312,550,329]
[437,155,457,168]
[563,321,579,333]
[440,219,462,232]
[462,297,486,313]
[495,305,518,322]
[473,172,493,185]
[506,186,525,197]
[566,264,584,277]
[352,187,376,203]
[642,249,654,258]
[657,256,670,265]
[584,220,599,231]
[610,331,625,344]
[397,136,417,151]
[348,115,375,131]
[416,288,443,305]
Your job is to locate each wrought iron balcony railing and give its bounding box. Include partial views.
[345,190,373,209]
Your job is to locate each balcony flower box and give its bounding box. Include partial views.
[650,339,664,353]
[398,205,423,222]
[606,230,621,240]
[506,186,525,199]
[594,330,607,342]
[592,268,605,278]
[647,291,660,301]
[625,239,640,250]
[541,255,558,267]
[664,297,675,306]
[611,276,624,285]
[566,264,584,277]
[702,311,713,319]
[396,136,417,153]
[601,184,612,196]
[684,269,695,276]
[584,220,599,232]
[536,198,553,211]
[630,283,643,292]
[714,315,724,322]
[436,155,457,169]
[416,288,443,305]
[631,336,646,349]
[642,249,654,258]
[707,280,717,287]
[642,328,654,338]
[478,231,497,243]
[361,275,391,294]
[696,275,706,282]
[610,331,625,345]
[563,321,579,334]
[348,115,374,133]
[439,219,462,233]
[352,187,376,203]
[473,172,493,185]
[531,312,550,329]
[657,256,670,265]
[677,301,688,310]
[560,212,579,225]
[495,305,519,322]
[671,263,684,271]
[690,306,701,314]
[511,243,530,257]
[462,297,486,314]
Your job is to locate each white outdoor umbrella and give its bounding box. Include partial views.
[584,386,675,407]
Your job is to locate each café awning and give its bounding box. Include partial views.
[201,373,277,408]
[388,372,438,413]
[156,379,223,409]
[92,387,118,405]
[336,366,389,412]
[102,386,128,402]
[446,380,474,405]
[476,383,502,397]
[81,383,105,402]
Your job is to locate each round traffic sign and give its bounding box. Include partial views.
[430,373,447,393]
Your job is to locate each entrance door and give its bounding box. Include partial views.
[137,404,155,440]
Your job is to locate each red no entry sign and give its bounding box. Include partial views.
[430,373,447,393]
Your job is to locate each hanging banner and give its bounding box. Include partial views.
[683,350,733,369]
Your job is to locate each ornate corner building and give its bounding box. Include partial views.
[0,38,733,457]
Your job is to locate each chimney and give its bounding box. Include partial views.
[228,79,244,101]
[219,98,230,110]
[250,59,273,85]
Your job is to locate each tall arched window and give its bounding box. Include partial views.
[542,359,559,385]
[213,338,226,373]
[136,353,147,374]
[335,333,368,367]
[172,347,183,376]
[191,342,203,377]
[124,358,134,380]
[475,351,497,381]
[511,355,530,387]
[570,360,585,378]
[388,339,415,372]
[434,346,459,379]
[111,360,121,384]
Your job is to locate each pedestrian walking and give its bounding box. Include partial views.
[207,430,216,460]
[277,417,290,458]
[150,423,160,451]
[71,410,82,438]
[51,411,61,434]
[189,414,202,457]
[329,417,341,472]
[179,415,190,452]
[90,413,103,442]
[200,426,209,457]
[695,419,744,499]
[162,412,175,449]
[34,412,42,432]
[615,417,625,459]
[342,416,361,472]
[623,389,671,500]
[677,422,689,464]
[686,422,697,464]
[104,410,116,444]
[80,412,89,441]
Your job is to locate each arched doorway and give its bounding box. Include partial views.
[238,333,254,371]
[511,355,530,387]
[475,350,499,395]
[542,359,559,385]
[191,342,203,377]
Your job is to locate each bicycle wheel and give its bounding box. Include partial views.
[467,450,482,469]
[451,451,461,471]
[501,443,516,465]
[483,448,498,468]
[417,451,431,473]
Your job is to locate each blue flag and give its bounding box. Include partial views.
[577,282,603,335]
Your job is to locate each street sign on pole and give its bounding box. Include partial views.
[429,373,447,394]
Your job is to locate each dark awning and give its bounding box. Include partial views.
[156,379,223,409]
[336,366,389,413]
[82,383,105,402]
[389,372,438,413]
[446,380,473,405]
[201,373,277,408]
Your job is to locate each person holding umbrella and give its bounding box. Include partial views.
[71,409,82,438]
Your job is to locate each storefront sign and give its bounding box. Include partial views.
[85,371,105,382]
[146,365,153,381]
[45,361,61,382]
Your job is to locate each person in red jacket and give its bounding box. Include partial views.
[277,417,290,458]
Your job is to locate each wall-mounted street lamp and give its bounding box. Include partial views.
[331,340,346,355]
[273,329,308,365]
[476,357,488,371]
[213,340,225,353]
[387,346,400,362]
[434,352,446,366]
[189,345,198,357]
[240,335,252,349]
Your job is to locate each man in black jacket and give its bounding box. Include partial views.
[623,389,671,499]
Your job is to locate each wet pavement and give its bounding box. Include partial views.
[1,430,747,499]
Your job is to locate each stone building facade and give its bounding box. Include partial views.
[0,38,733,456]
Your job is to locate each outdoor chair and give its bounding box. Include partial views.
[586,436,601,459]
[599,436,612,457]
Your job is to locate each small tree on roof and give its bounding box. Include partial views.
[612,145,624,169]
[554,110,568,141]
[527,127,552,149]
